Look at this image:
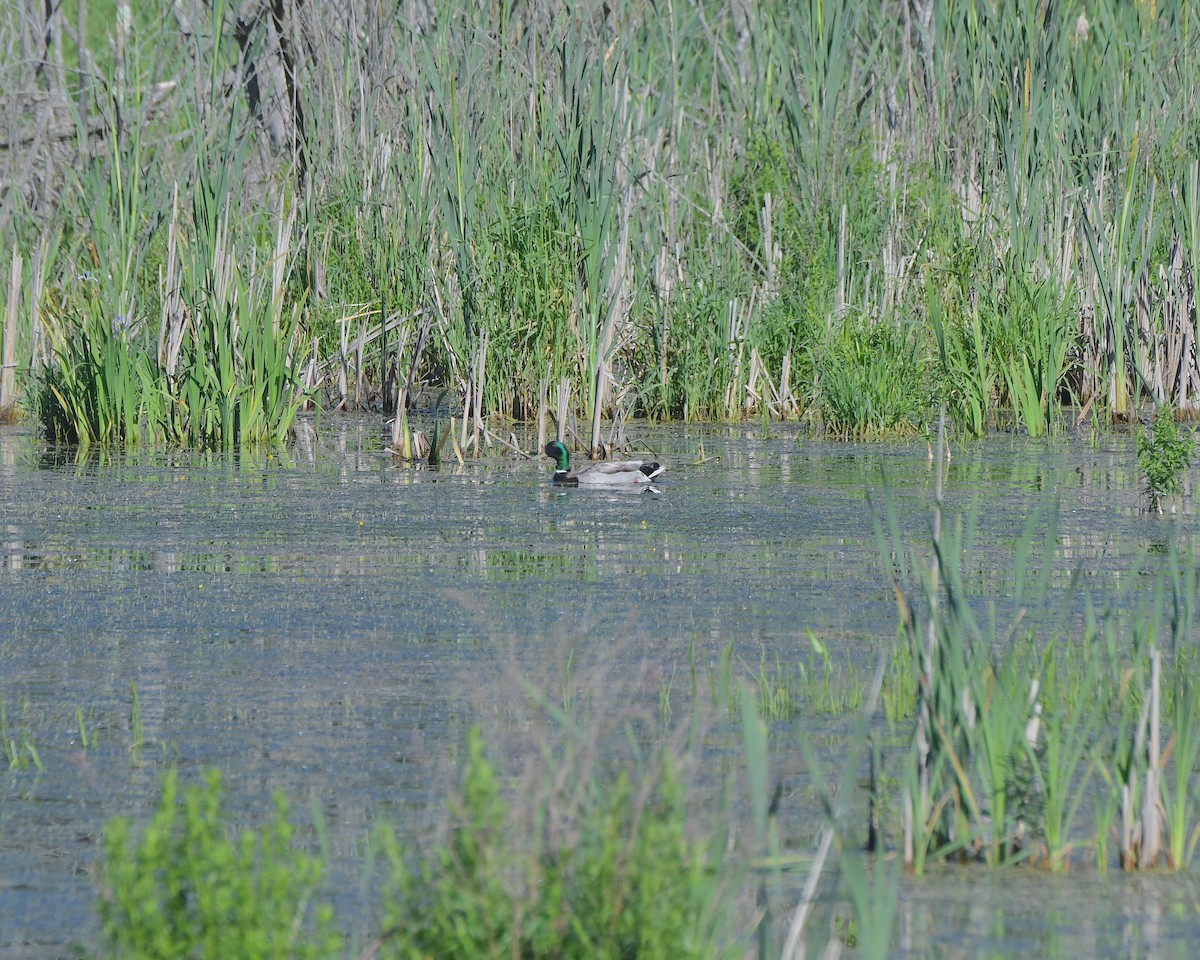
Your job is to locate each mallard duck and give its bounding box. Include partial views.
[544,440,664,487]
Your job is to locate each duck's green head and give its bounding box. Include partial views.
[544,440,570,472]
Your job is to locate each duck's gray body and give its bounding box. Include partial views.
[544,440,664,487]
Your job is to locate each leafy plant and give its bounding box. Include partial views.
[378,726,730,960]
[36,281,156,445]
[96,769,339,960]
[930,287,995,438]
[1137,409,1194,512]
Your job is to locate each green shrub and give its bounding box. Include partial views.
[1137,409,1195,512]
[378,726,731,960]
[94,729,736,959]
[96,769,339,960]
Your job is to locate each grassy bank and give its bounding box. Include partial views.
[3,1,1200,446]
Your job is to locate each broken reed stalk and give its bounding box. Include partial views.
[778,827,833,960]
[781,655,887,960]
[556,377,570,443]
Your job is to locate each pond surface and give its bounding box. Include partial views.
[1,416,1196,957]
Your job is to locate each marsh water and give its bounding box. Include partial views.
[1,416,1198,958]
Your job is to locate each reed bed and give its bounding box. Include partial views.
[3,1,1200,444]
[871,443,1200,874]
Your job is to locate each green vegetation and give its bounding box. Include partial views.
[1,698,42,772]
[94,727,737,960]
[702,633,913,725]
[1137,409,1195,512]
[877,486,1200,873]
[5,1,1200,444]
[378,728,729,960]
[97,770,340,960]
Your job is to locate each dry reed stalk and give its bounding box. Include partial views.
[448,415,464,465]
[158,183,185,377]
[779,826,834,960]
[835,202,847,322]
[746,349,764,415]
[556,377,569,441]
[782,657,886,960]
[1122,696,1151,868]
[724,295,750,418]
[76,0,88,153]
[337,313,350,408]
[1145,647,1162,867]
[586,74,634,459]
[760,192,780,299]
[1,245,20,417]
[779,350,799,418]
[26,234,48,369]
[355,321,365,406]
[458,382,470,453]
[311,307,417,388]
[536,374,548,453]
[472,327,487,453]
[270,191,294,322]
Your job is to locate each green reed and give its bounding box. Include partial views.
[1036,642,1103,871]
[1,698,41,772]
[839,850,901,960]
[988,275,1075,437]
[929,282,994,438]
[880,478,1200,874]
[128,680,143,765]
[814,316,929,439]
[2,699,15,766]
[76,706,95,750]
[10,1,1200,438]
[30,6,310,447]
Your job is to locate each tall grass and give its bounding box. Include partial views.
[878,483,1200,874]
[7,1,1200,442]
